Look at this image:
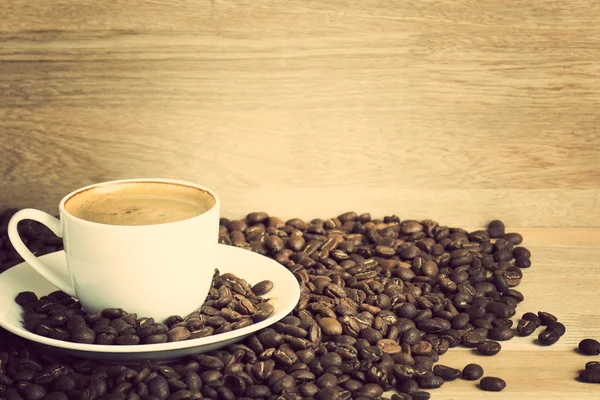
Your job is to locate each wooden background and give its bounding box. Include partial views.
[1,0,599,227]
[1,2,600,399]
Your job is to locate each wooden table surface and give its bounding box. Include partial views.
[1,1,600,398]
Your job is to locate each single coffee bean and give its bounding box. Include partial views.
[258,331,284,348]
[480,376,506,391]
[579,339,600,355]
[418,375,444,389]
[21,383,47,400]
[579,369,600,384]
[315,387,340,400]
[517,319,537,337]
[15,292,38,306]
[585,362,600,370]
[522,312,541,326]
[411,391,432,400]
[252,281,274,296]
[515,256,531,268]
[512,247,530,258]
[477,340,502,356]
[504,233,523,245]
[319,318,343,336]
[488,327,515,341]
[487,220,505,238]
[462,331,486,347]
[316,372,338,388]
[462,364,484,381]
[397,378,420,394]
[545,322,566,337]
[537,311,558,325]
[167,327,191,342]
[115,334,140,345]
[538,330,561,346]
[433,365,460,381]
[71,327,96,344]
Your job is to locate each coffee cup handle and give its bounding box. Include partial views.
[8,209,76,297]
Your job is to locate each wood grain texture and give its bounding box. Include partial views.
[1,0,599,228]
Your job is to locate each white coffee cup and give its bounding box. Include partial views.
[8,178,220,323]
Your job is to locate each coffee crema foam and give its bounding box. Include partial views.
[65,182,215,226]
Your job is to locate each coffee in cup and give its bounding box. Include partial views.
[64,181,215,226]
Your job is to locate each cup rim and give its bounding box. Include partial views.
[59,178,220,228]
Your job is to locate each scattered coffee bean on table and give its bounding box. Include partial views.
[433,365,461,381]
[462,363,484,380]
[586,361,600,370]
[579,367,600,384]
[477,340,502,356]
[0,210,538,399]
[517,318,538,337]
[537,311,558,326]
[479,376,507,391]
[15,271,275,345]
[579,339,600,355]
[538,329,561,346]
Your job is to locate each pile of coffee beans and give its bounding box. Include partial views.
[15,272,275,345]
[1,209,531,399]
[6,208,599,398]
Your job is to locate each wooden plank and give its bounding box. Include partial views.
[1,105,599,226]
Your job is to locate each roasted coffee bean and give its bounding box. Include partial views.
[319,318,343,336]
[504,233,523,245]
[252,281,274,296]
[50,375,76,393]
[433,365,460,381]
[418,375,444,389]
[462,363,484,380]
[488,327,515,341]
[71,327,95,344]
[167,327,191,342]
[515,256,531,268]
[537,311,557,325]
[462,330,486,347]
[487,220,505,238]
[477,340,501,356]
[144,333,169,344]
[358,382,384,396]
[538,330,561,346]
[586,362,600,370]
[194,355,224,370]
[579,339,600,355]
[15,292,38,306]
[512,246,530,258]
[115,334,140,345]
[479,376,506,391]
[545,322,566,337]
[148,375,170,399]
[517,319,537,336]
[522,312,541,326]
[579,369,600,384]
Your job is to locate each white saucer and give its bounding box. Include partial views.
[0,246,300,362]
